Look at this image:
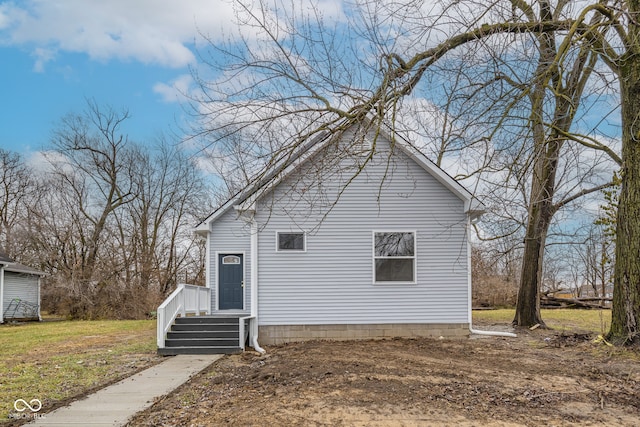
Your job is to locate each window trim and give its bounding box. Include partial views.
[372,230,417,284]
[221,255,241,265]
[275,231,307,253]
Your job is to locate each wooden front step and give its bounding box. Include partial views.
[167,330,238,339]
[158,315,245,356]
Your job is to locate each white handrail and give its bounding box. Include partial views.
[157,284,211,348]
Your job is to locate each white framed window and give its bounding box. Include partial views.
[373,231,416,283]
[276,231,306,252]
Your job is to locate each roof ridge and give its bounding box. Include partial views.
[195,118,482,233]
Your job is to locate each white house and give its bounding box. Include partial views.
[157,122,484,355]
[0,251,45,323]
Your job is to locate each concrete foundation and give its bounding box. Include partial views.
[259,323,469,345]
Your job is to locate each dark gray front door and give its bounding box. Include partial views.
[218,254,243,310]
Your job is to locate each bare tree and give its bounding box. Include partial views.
[48,101,137,287]
[0,149,36,258]
[472,244,520,307]
[122,138,213,296]
[0,100,214,319]
[580,224,614,302]
[192,0,631,333]
[357,1,637,342]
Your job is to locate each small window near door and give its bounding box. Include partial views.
[277,232,306,252]
[222,255,241,264]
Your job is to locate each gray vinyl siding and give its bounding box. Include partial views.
[254,132,470,326]
[208,208,252,314]
[3,272,40,319]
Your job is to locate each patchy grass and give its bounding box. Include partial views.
[0,320,159,423]
[474,308,612,334]
[0,312,618,423]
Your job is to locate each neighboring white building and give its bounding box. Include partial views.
[0,251,45,323]
[194,122,483,346]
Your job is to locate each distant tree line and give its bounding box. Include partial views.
[0,102,214,319]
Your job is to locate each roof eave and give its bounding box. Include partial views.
[393,138,475,204]
[193,195,241,237]
[4,263,46,276]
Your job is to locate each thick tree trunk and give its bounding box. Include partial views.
[513,15,559,328]
[609,41,640,344]
[512,3,596,327]
[513,144,559,327]
[514,231,545,326]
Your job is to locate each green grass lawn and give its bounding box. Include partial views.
[474,308,612,334]
[0,319,158,423]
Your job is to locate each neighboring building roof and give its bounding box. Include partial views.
[0,250,13,264]
[0,251,46,276]
[196,119,484,235]
[4,262,46,276]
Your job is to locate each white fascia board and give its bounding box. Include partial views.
[377,122,486,214]
[396,142,471,201]
[237,135,333,213]
[385,132,485,218]
[194,222,210,237]
[196,133,332,234]
[194,196,240,237]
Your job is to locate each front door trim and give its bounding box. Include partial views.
[215,251,246,311]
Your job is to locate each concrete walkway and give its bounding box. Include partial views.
[29,354,222,427]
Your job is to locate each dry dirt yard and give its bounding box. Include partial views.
[129,324,640,426]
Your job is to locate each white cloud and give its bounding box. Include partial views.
[153,74,196,103]
[26,150,70,175]
[0,0,238,68]
[0,5,11,29]
[32,47,55,72]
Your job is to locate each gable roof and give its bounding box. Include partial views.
[381,123,484,215]
[195,130,333,235]
[196,121,484,235]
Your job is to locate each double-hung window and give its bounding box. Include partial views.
[373,231,416,283]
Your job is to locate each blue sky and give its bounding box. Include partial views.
[0,0,242,155]
[1,48,185,152]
